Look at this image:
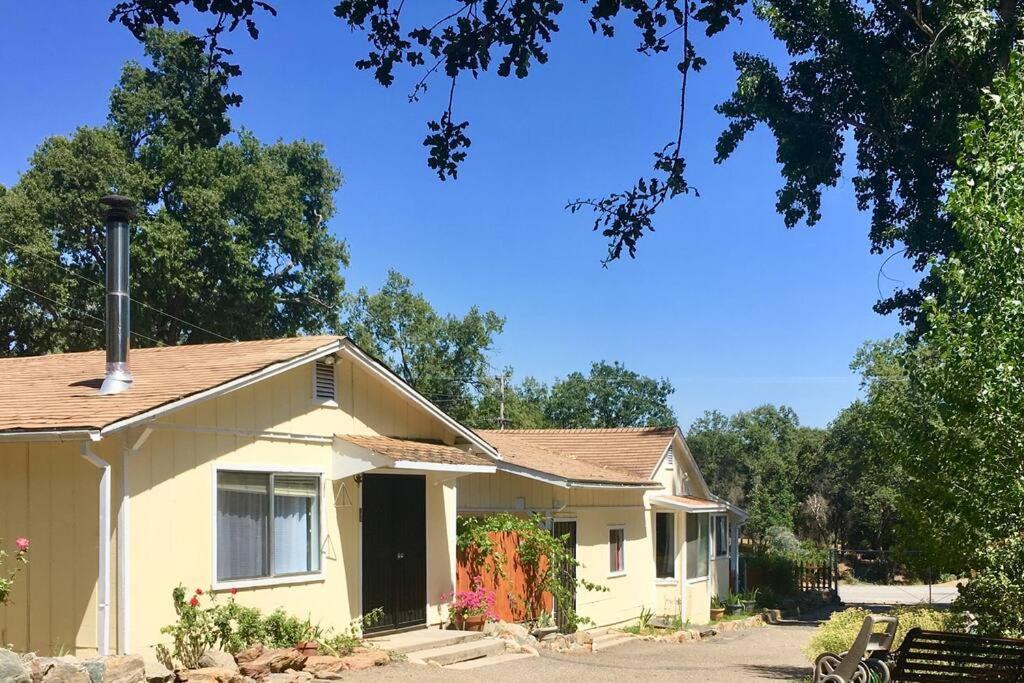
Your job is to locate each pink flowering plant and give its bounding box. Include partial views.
[0,537,30,606]
[443,577,498,623]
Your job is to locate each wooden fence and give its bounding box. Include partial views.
[456,530,553,623]
[796,552,839,594]
[743,550,839,598]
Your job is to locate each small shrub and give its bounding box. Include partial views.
[160,586,220,669]
[954,536,1024,637]
[0,537,29,606]
[803,607,955,662]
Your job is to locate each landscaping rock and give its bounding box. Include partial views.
[0,648,31,683]
[237,649,306,679]
[175,667,246,683]
[539,633,571,653]
[99,655,145,683]
[233,647,264,665]
[484,621,530,642]
[262,672,312,683]
[142,660,173,683]
[339,649,388,671]
[31,658,91,683]
[300,657,346,678]
[79,658,104,683]
[572,630,593,646]
[197,651,237,672]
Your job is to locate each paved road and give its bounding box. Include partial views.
[839,582,958,606]
[347,621,819,682]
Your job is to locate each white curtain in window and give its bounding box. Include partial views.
[686,513,710,579]
[273,476,320,575]
[217,472,269,580]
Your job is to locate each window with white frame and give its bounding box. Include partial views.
[216,470,321,582]
[608,526,626,574]
[655,512,675,579]
[313,359,337,403]
[714,515,729,558]
[685,513,709,580]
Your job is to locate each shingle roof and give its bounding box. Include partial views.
[480,427,676,479]
[0,336,342,433]
[650,494,725,511]
[478,430,658,486]
[335,434,493,467]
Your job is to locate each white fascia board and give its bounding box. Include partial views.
[332,438,394,479]
[101,340,344,436]
[710,493,749,522]
[391,461,497,474]
[337,342,500,460]
[0,429,102,442]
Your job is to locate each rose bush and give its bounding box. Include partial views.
[0,536,30,605]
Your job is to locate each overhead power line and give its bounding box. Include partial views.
[0,236,236,344]
[0,274,166,348]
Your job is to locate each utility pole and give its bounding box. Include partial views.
[497,373,510,430]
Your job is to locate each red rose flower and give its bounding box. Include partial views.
[189,596,199,607]
[195,588,203,595]
[230,588,238,596]
[14,538,29,552]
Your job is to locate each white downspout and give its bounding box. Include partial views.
[80,443,111,656]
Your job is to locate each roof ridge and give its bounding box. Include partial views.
[0,335,346,362]
[480,426,677,434]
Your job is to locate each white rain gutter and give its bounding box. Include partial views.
[80,442,111,656]
[0,430,100,442]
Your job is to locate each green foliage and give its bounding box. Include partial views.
[456,513,607,632]
[159,585,381,668]
[343,269,504,423]
[954,536,1024,637]
[804,607,956,662]
[0,29,348,355]
[687,405,823,542]
[542,361,676,428]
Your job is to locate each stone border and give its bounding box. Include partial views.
[613,613,767,644]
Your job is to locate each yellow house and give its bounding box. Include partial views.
[462,428,748,627]
[0,336,500,657]
[0,336,746,657]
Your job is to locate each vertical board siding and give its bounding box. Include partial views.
[456,531,553,623]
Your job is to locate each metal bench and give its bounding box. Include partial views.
[890,628,1024,682]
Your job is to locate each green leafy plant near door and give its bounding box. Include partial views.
[456,513,607,632]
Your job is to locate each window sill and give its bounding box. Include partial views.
[655,578,678,585]
[607,571,627,579]
[685,576,709,585]
[213,573,325,591]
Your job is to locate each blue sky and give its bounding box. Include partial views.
[0,2,918,428]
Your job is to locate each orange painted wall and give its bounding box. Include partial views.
[456,531,553,624]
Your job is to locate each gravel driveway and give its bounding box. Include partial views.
[839,582,959,606]
[346,621,818,682]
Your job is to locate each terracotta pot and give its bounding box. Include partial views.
[456,614,487,631]
[296,640,320,656]
[710,607,726,621]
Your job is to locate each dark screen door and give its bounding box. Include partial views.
[552,519,577,632]
[361,474,427,633]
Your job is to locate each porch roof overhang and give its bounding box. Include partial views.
[332,434,496,479]
[651,494,729,513]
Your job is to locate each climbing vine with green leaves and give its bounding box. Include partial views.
[456,513,606,632]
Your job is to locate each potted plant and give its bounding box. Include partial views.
[443,578,498,631]
[741,588,759,613]
[710,596,726,621]
[725,593,743,615]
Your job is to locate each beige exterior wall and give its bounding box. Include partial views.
[1,355,465,656]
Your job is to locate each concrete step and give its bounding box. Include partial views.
[409,638,508,666]
[591,632,635,651]
[383,630,486,655]
[445,652,537,670]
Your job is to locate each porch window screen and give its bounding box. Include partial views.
[685,513,710,580]
[714,515,729,558]
[217,471,321,581]
[655,513,675,579]
[609,527,625,574]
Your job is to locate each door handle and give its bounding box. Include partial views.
[396,553,405,559]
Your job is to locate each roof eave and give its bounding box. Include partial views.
[0,429,102,443]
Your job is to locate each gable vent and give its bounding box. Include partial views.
[314,359,336,402]
[665,446,674,466]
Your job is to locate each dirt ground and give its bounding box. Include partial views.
[346,620,818,682]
